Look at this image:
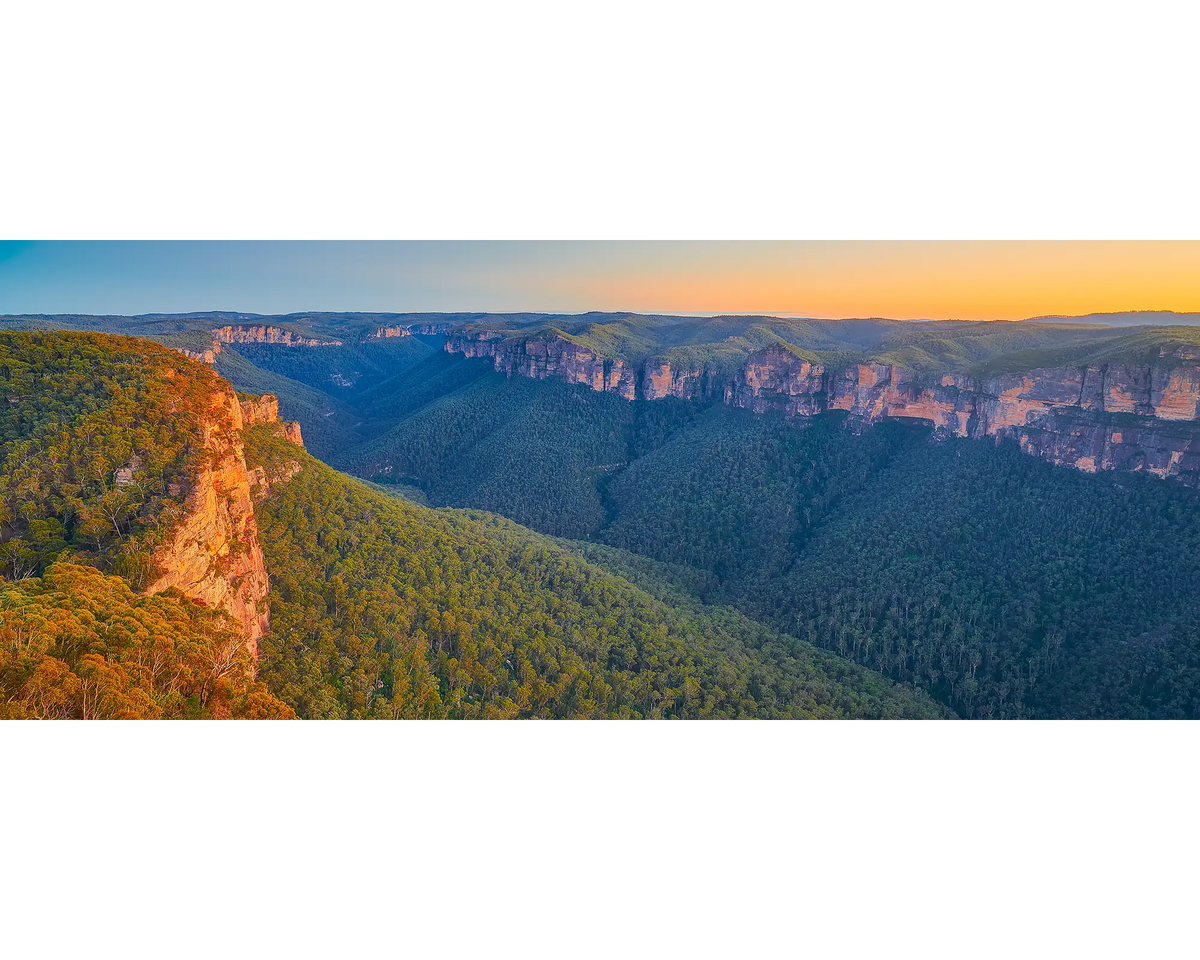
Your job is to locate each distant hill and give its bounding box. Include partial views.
[1025,310,1200,326]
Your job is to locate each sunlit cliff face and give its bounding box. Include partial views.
[442,331,1200,484]
[145,387,305,664]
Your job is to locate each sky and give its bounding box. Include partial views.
[2,241,1200,320]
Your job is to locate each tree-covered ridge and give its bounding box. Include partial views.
[968,326,1200,378]
[449,315,1148,375]
[246,426,942,719]
[0,563,293,719]
[0,331,229,588]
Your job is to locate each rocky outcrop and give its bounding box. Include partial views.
[240,393,280,425]
[212,325,342,347]
[642,359,725,402]
[446,331,637,400]
[240,393,304,446]
[372,325,411,339]
[142,389,306,666]
[145,388,270,662]
[723,347,828,416]
[728,348,1200,484]
[1008,410,1200,479]
[447,331,1200,483]
[175,339,222,364]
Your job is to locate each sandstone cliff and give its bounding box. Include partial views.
[642,358,726,401]
[445,331,637,399]
[372,325,411,339]
[445,331,1200,483]
[212,324,343,347]
[726,347,1200,484]
[142,390,305,664]
[175,339,222,364]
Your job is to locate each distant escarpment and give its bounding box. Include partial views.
[407,321,453,335]
[371,325,411,339]
[445,331,1200,483]
[727,346,1200,483]
[445,330,637,399]
[212,324,343,347]
[641,358,727,401]
[177,339,222,364]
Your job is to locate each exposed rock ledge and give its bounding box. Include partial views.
[444,331,1200,484]
[140,390,305,665]
[212,324,342,347]
[174,339,222,364]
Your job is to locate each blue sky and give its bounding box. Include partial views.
[3,241,1199,320]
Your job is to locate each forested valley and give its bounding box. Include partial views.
[4,316,1200,719]
[0,329,940,719]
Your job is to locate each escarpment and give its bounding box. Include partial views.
[145,390,306,663]
[212,324,343,347]
[445,332,1200,483]
[641,358,727,401]
[239,393,305,446]
[175,338,222,364]
[445,330,638,399]
[728,347,1200,483]
[372,325,411,339]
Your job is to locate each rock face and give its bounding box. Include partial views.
[727,349,1200,484]
[145,388,270,662]
[372,325,411,339]
[446,332,1200,483]
[280,420,304,445]
[642,359,724,401]
[240,393,304,446]
[240,393,280,425]
[175,339,222,364]
[446,331,637,400]
[724,347,828,416]
[212,325,342,347]
[144,390,306,665]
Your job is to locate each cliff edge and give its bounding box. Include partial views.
[145,389,304,663]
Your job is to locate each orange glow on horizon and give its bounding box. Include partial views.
[543,242,1200,320]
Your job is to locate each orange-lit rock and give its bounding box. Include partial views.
[281,420,304,445]
[641,358,725,401]
[446,330,1200,484]
[146,388,269,663]
[240,393,280,425]
[1153,365,1200,421]
[725,347,826,416]
[239,393,304,445]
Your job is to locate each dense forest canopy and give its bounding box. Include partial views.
[0,331,225,587]
[247,427,942,719]
[0,563,292,719]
